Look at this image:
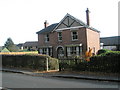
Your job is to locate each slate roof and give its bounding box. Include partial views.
[36,13,99,34]
[23,41,38,47]
[100,36,120,46]
[17,43,24,46]
[36,23,58,34]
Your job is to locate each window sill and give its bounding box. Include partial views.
[71,39,78,41]
[58,40,62,42]
[45,41,49,43]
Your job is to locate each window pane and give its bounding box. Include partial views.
[72,31,78,40]
[59,32,62,36]
[73,32,77,34]
[45,34,49,42]
[58,32,62,41]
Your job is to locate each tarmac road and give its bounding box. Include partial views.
[2,71,119,88]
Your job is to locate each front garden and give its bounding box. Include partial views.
[1,49,120,74]
[59,49,120,73]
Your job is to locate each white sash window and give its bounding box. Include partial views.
[76,46,79,56]
[58,32,62,41]
[67,47,71,56]
[40,49,43,54]
[45,34,49,42]
[39,47,52,56]
[66,44,82,57]
[71,31,78,41]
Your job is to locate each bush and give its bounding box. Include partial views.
[48,56,59,70]
[89,51,120,73]
[72,62,88,71]
[97,49,110,55]
[59,50,120,73]
[2,54,59,71]
[19,49,29,52]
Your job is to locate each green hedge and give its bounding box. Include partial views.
[97,49,111,55]
[89,51,120,73]
[2,54,59,71]
[72,51,120,73]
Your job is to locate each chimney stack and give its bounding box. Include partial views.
[44,20,49,28]
[86,8,90,26]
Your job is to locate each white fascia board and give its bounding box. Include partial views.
[39,46,53,48]
[55,26,84,32]
[52,14,69,32]
[65,43,82,47]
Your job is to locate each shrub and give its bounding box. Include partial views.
[2,54,59,71]
[59,50,120,73]
[89,51,120,73]
[97,49,110,55]
[19,49,29,52]
[48,56,59,70]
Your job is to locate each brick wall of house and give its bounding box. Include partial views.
[38,34,44,46]
[86,28,100,54]
[38,27,96,57]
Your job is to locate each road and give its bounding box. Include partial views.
[1,71,119,88]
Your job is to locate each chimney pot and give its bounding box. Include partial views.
[44,20,49,28]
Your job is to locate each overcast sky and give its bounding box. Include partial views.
[0,0,119,46]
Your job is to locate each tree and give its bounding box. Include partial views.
[4,38,19,52]
[1,47,10,52]
[85,48,92,61]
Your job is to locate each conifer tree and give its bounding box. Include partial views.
[4,38,19,52]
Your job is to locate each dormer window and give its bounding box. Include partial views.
[45,34,49,42]
[58,32,62,41]
[71,31,78,41]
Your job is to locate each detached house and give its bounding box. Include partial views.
[36,8,100,58]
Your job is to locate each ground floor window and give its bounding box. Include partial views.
[39,47,52,56]
[66,46,82,57]
[43,48,47,54]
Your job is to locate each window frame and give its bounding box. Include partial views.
[45,34,49,42]
[58,32,62,41]
[71,31,78,41]
[67,46,80,56]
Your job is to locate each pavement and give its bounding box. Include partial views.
[1,68,120,82]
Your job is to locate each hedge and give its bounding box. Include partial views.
[89,51,120,73]
[72,51,120,73]
[2,54,59,71]
[97,49,111,55]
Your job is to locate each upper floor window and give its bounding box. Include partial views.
[58,32,62,41]
[45,34,49,42]
[71,31,78,41]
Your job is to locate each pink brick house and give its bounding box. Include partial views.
[36,8,100,58]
